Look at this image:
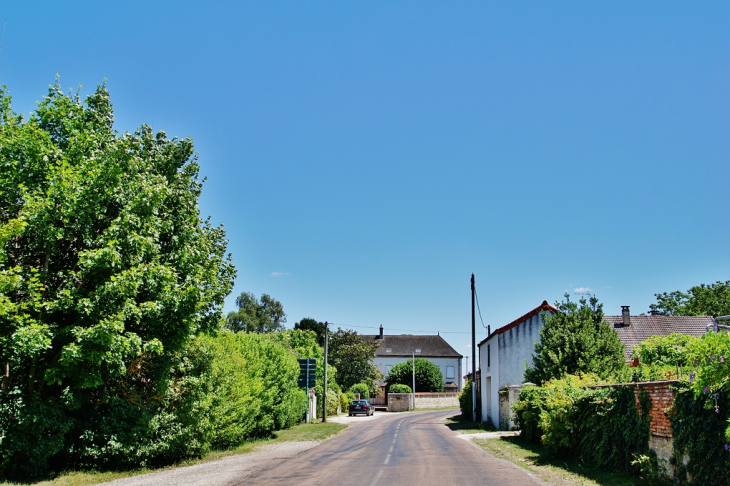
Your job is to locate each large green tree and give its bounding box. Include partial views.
[649,280,730,318]
[327,327,381,392]
[386,358,444,393]
[293,317,326,346]
[0,82,235,476]
[225,292,286,333]
[524,295,625,384]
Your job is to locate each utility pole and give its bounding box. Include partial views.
[323,321,328,422]
[471,274,477,422]
[412,350,416,411]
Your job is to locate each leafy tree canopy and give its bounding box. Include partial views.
[0,81,235,475]
[631,333,694,367]
[649,280,730,318]
[386,357,444,393]
[225,292,286,333]
[524,294,625,384]
[294,317,326,346]
[327,327,381,393]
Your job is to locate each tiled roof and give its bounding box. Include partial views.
[478,300,557,347]
[361,333,463,358]
[604,315,714,360]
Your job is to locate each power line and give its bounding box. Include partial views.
[324,323,472,334]
[473,282,487,329]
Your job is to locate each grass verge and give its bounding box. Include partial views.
[473,435,652,486]
[3,421,347,486]
[444,413,497,434]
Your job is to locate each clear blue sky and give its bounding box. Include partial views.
[2,2,728,364]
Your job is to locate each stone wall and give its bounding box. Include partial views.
[414,392,459,409]
[388,393,414,412]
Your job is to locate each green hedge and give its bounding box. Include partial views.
[513,375,650,472]
[389,384,411,394]
[671,383,730,484]
[0,331,307,479]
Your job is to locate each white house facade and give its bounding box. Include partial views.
[477,302,715,429]
[362,326,463,392]
[478,301,555,429]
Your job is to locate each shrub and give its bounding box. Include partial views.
[632,333,694,367]
[386,358,444,392]
[514,374,652,472]
[458,380,475,418]
[671,382,730,484]
[389,384,412,394]
[340,391,353,411]
[350,383,370,399]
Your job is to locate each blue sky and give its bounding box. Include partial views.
[2,2,728,364]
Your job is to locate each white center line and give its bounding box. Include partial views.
[384,454,391,465]
[389,445,394,453]
[369,469,384,486]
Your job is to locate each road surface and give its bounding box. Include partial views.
[240,409,541,486]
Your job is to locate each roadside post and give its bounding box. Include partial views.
[323,322,328,422]
[297,358,317,423]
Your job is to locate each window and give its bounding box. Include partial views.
[487,344,491,368]
[415,348,421,353]
[446,366,455,379]
[386,348,392,353]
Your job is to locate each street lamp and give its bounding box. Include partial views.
[412,350,415,410]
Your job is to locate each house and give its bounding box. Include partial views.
[361,325,463,392]
[605,306,713,361]
[477,300,557,429]
[477,301,715,430]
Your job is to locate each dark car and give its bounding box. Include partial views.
[348,399,374,416]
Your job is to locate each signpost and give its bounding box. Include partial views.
[297,358,317,423]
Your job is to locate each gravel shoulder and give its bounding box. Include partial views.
[100,441,322,486]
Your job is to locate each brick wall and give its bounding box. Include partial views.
[593,380,678,475]
[633,381,676,438]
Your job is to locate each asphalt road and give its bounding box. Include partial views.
[238,409,542,486]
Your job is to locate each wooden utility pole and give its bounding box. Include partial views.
[471,274,477,422]
[323,321,328,422]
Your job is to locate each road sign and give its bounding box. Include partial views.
[297,358,316,389]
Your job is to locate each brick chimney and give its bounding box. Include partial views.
[379,325,384,340]
[621,306,631,327]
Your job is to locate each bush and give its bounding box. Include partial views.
[340,391,351,412]
[632,333,694,367]
[350,383,370,399]
[671,382,730,484]
[513,374,652,472]
[386,358,444,392]
[458,380,475,418]
[389,384,412,394]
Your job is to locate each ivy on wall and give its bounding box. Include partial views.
[671,383,730,485]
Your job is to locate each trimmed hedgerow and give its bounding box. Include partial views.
[671,382,730,485]
[512,375,651,473]
[390,384,412,394]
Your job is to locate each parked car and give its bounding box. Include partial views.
[348,399,374,416]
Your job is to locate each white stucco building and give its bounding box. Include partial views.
[362,326,463,392]
[478,300,556,429]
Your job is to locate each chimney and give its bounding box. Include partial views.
[621,306,630,327]
[379,325,384,340]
